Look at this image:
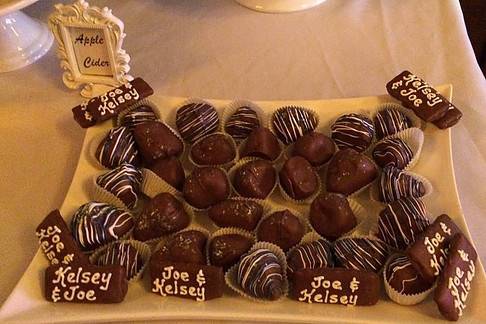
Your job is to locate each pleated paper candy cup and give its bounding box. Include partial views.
[115,98,161,128]
[371,102,423,140]
[222,100,267,143]
[228,157,278,200]
[205,227,256,268]
[225,241,289,303]
[89,239,151,283]
[371,127,424,171]
[382,254,435,305]
[369,169,434,206]
[188,132,239,170]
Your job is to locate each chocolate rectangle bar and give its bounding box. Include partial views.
[71,77,153,127]
[386,71,450,122]
[36,210,89,266]
[432,106,463,129]
[289,267,380,306]
[434,233,477,321]
[45,264,128,303]
[407,214,461,283]
[150,261,224,301]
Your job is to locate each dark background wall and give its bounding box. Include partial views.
[460,0,486,75]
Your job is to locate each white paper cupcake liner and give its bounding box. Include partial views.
[222,100,267,142]
[371,127,424,171]
[205,227,256,267]
[369,170,434,206]
[170,98,223,142]
[255,207,311,252]
[188,132,239,169]
[89,239,151,283]
[371,102,423,139]
[115,98,161,127]
[326,110,376,155]
[277,162,322,205]
[268,105,320,146]
[225,241,289,303]
[383,254,435,305]
[228,157,278,200]
[141,168,181,198]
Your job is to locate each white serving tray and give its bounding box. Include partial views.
[1,85,485,323]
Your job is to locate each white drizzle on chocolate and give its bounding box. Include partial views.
[96,163,143,209]
[331,113,375,152]
[272,106,318,144]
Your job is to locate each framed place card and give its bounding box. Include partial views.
[48,0,132,97]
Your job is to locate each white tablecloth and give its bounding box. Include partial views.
[0,0,485,306]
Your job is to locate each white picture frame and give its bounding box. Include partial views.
[48,0,132,98]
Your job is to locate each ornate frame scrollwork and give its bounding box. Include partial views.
[48,0,132,97]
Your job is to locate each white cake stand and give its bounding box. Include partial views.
[0,0,53,72]
[235,0,327,13]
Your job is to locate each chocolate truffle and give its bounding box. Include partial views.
[133,192,190,241]
[183,167,230,209]
[374,108,413,140]
[71,202,134,251]
[233,159,276,199]
[207,199,263,231]
[147,157,185,191]
[133,121,183,165]
[209,234,253,270]
[96,242,143,280]
[287,239,333,275]
[120,105,158,129]
[272,106,318,144]
[190,133,236,166]
[176,102,219,143]
[279,156,319,200]
[225,105,260,141]
[326,149,378,195]
[377,197,429,250]
[309,193,357,241]
[333,237,389,273]
[153,230,207,265]
[237,248,283,300]
[240,127,281,161]
[257,210,305,252]
[96,126,140,169]
[385,254,433,297]
[378,166,426,203]
[96,163,143,209]
[373,138,413,169]
[331,113,375,152]
[291,131,335,167]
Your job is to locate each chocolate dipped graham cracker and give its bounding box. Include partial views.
[434,233,477,321]
[72,78,154,128]
[45,264,128,303]
[407,214,461,284]
[150,261,224,301]
[386,71,461,126]
[290,267,380,306]
[36,210,88,266]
